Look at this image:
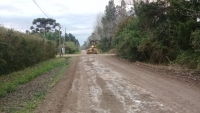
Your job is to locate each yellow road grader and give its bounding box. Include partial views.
[87,40,98,54]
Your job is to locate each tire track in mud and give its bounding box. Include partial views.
[61,56,91,113]
[37,51,200,113]
[96,76,124,113]
[84,56,109,113]
[36,57,78,113]
[97,55,200,113]
[84,55,174,113]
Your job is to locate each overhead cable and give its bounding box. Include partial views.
[33,0,50,18]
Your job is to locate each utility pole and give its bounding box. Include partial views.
[59,25,61,58]
[69,33,71,41]
[63,28,66,54]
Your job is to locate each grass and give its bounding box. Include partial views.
[14,57,72,113]
[14,92,46,113]
[0,57,73,113]
[0,57,69,97]
[49,57,71,87]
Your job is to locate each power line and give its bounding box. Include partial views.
[33,0,50,18]
[34,0,51,17]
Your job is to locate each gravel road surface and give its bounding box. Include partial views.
[36,50,200,113]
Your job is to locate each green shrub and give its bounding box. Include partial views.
[64,41,78,54]
[113,1,200,68]
[191,30,200,52]
[0,27,56,75]
[176,51,200,69]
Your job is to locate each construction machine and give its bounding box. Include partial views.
[87,40,98,54]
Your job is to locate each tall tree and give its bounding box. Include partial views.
[115,0,127,23]
[30,18,60,34]
[68,33,75,42]
[65,33,69,41]
[101,0,117,50]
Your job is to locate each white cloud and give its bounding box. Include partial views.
[0,0,124,45]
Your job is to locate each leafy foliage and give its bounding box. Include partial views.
[29,17,80,54]
[30,18,60,34]
[87,0,126,52]
[63,33,80,53]
[113,0,200,68]
[0,27,56,75]
[64,41,78,54]
[191,30,200,52]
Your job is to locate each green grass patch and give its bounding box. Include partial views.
[13,57,72,113]
[0,58,68,97]
[0,57,73,113]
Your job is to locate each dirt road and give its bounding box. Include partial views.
[36,50,200,113]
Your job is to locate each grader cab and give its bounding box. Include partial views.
[87,40,98,54]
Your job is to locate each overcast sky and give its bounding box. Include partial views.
[0,0,124,45]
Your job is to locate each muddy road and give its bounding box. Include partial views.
[36,50,200,113]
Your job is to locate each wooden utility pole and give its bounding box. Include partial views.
[59,25,61,58]
[63,28,66,55]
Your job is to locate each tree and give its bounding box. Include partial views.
[103,0,117,22]
[25,30,30,34]
[30,18,60,34]
[120,0,127,17]
[64,33,79,47]
[113,0,200,68]
[65,33,69,41]
[86,0,128,52]
[100,0,117,50]
[115,0,128,24]
[63,33,80,52]
[68,33,75,42]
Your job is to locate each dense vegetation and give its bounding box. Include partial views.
[0,17,80,75]
[37,31,80,54]
[64,41,79,54]
[29,18,80,54]
[0,27,56,75]
[0,18,79,75]
[63,33,80,54]
[88,0,200,69]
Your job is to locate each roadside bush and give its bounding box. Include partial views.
[197,62,200,69]
[114,17,143,61]
[176,51,200,69]
[0,27,56,75]
[64,41,78,54]
[191,30,200,52]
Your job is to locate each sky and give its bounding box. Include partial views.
[0,0,125,45]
